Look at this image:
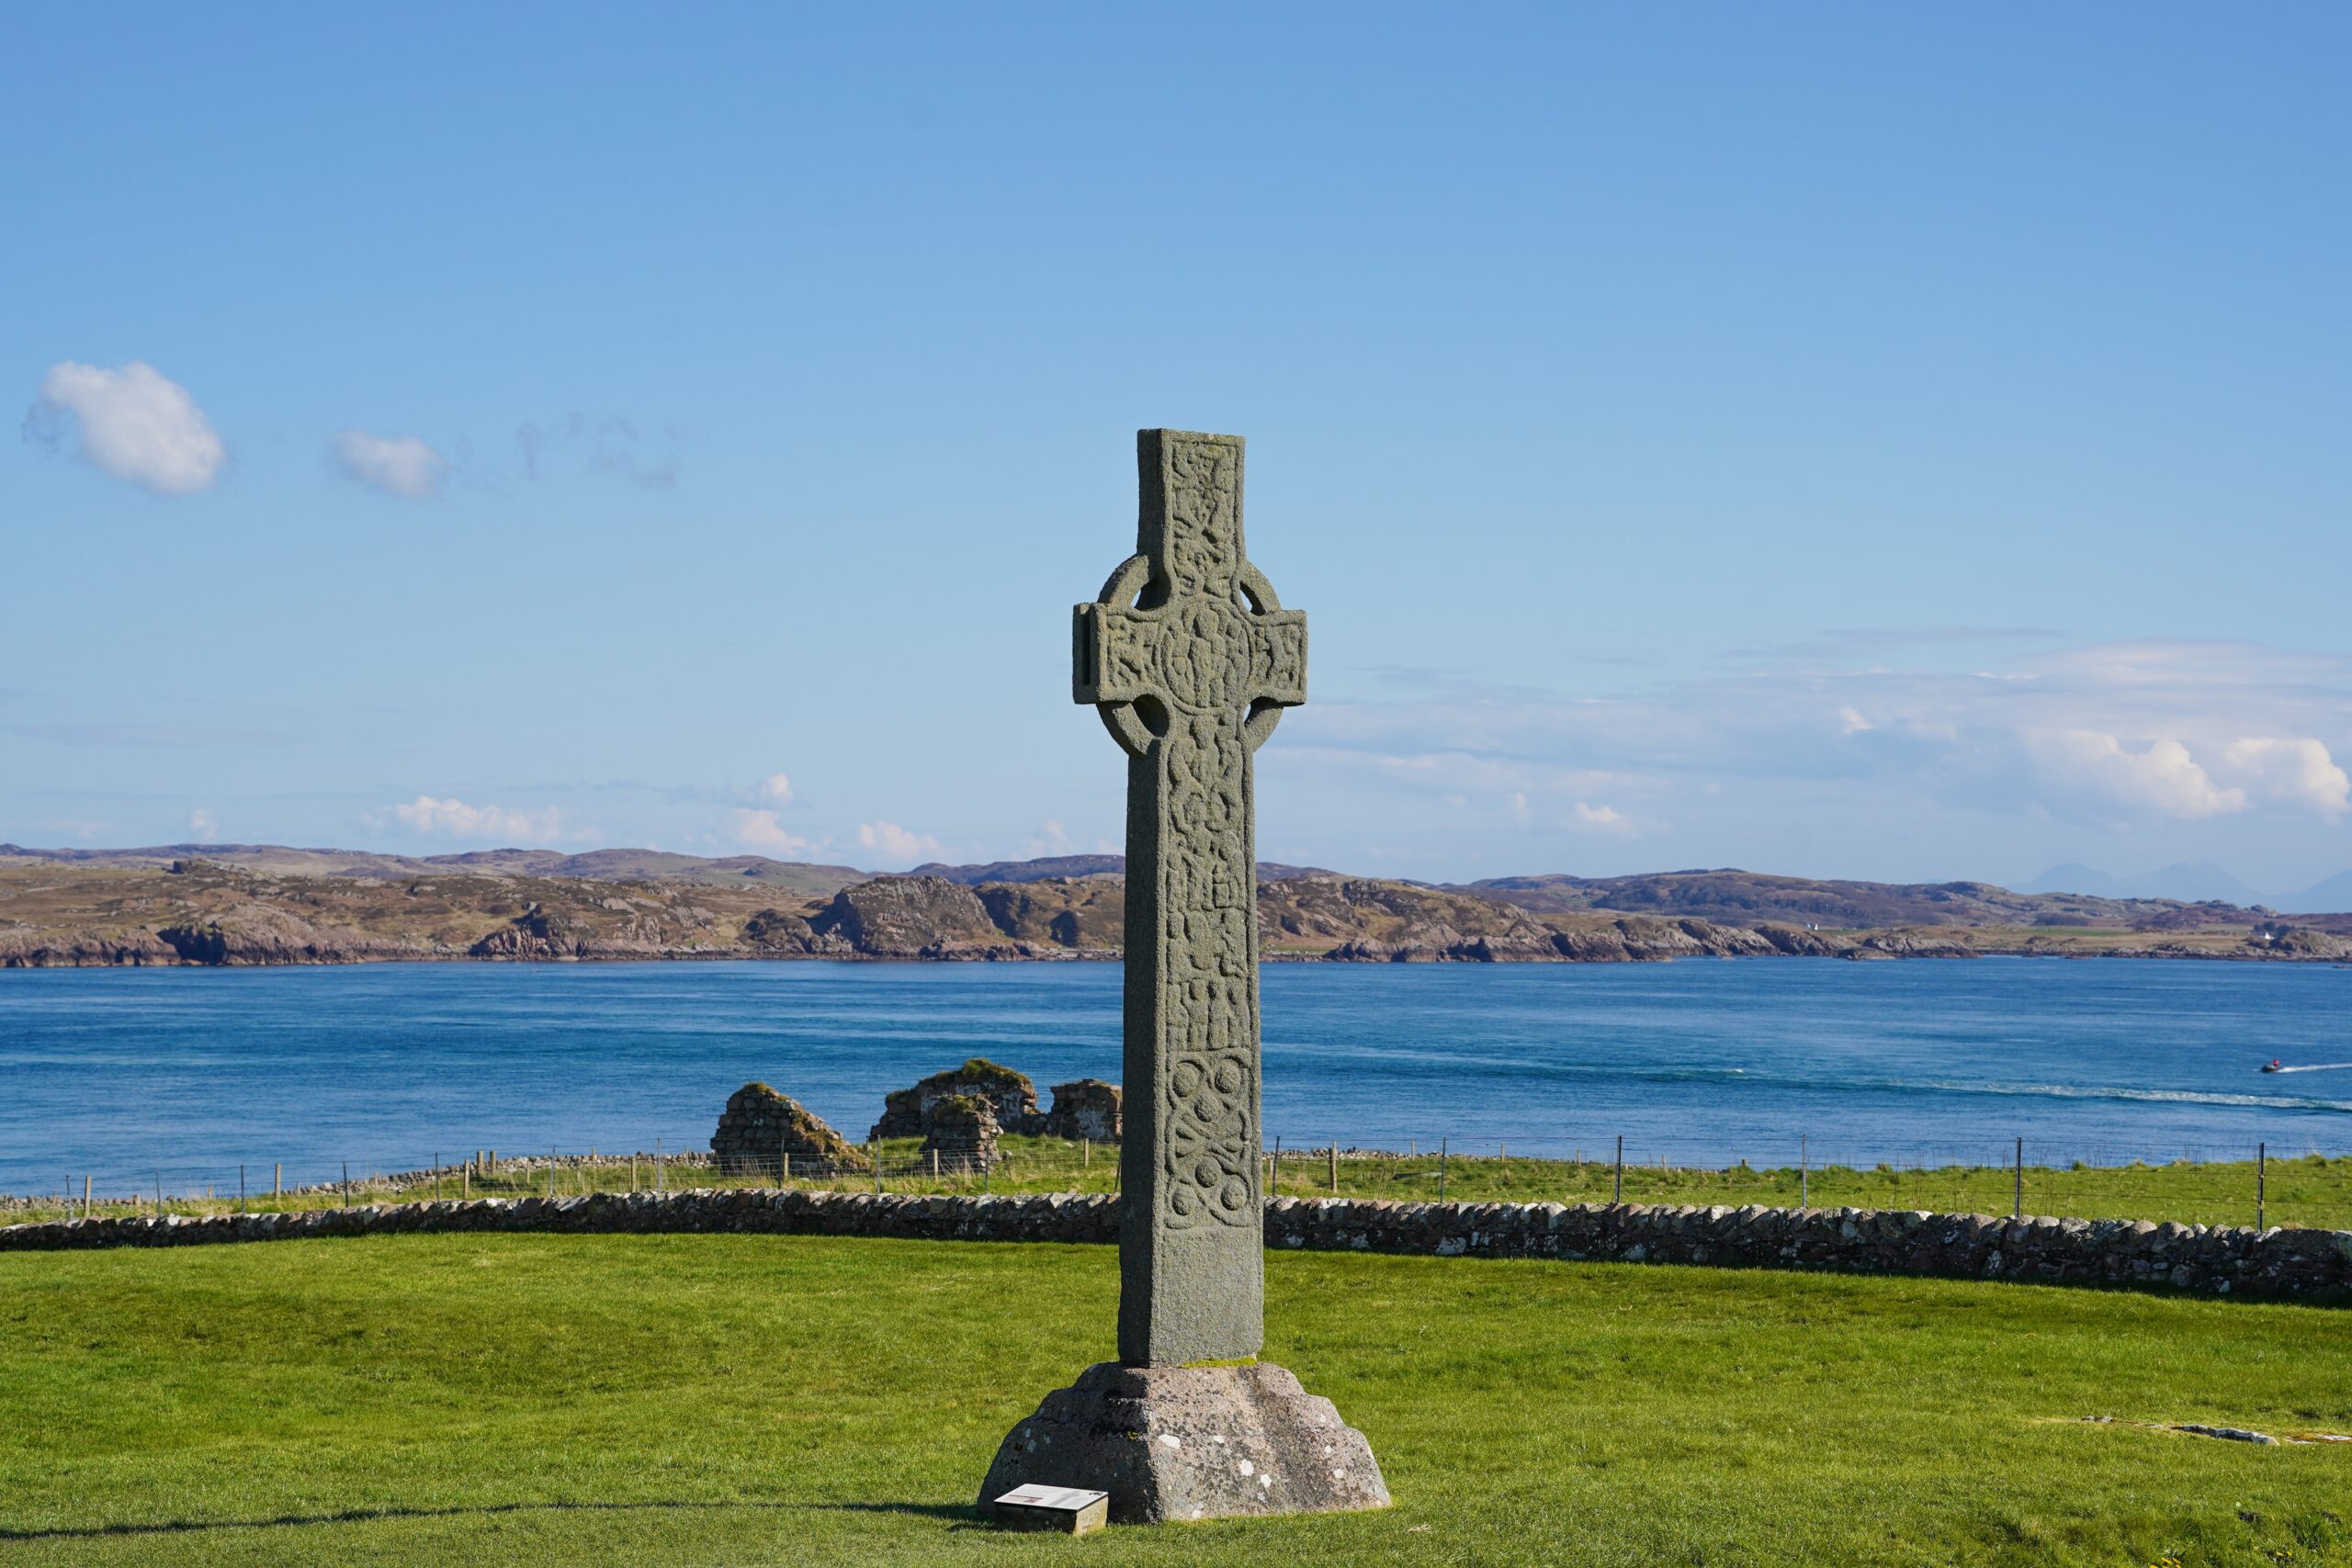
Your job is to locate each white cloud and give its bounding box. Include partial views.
[2221,738,2351,819]
[733,808,809,854]
[1288,638,2352,831]
[856,820,940,865]
[751,773,794,806]
[187,808,219,839]
[1568,801,1641,835]
[28,361,225,494]
[332,430,448,499]
[389,795,567,843]
[1024,818,1076,855]
[2019,731,2245,819]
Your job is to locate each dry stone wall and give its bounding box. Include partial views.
[6,1191,2346,1303]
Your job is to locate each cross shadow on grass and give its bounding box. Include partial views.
[0,1498,977,1543]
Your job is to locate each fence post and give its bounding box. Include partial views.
[548,1150,556,1200]
[84,1173,92,1220]
[656,1136,664,1194]
[342,1161,350,1208]
[1329,1142,1338,1195]
[2257,1141,2267,1231]
[1613,1134,1623,1203]
[2012,1137,2022,1218]
[463,1162,470,1200]
[1082,1136,1091,1170]
[1439,1136,1449,1201]
[154,1168,163,1215]
[1799,1134,1808,1209]
[240,1164,247,1213]
[274,1161,281,1199]
[872,1141,882,1195]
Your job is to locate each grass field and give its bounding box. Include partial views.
[2,1233,2347,1566]
[17,1136,2349,1232]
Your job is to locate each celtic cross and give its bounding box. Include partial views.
[1073,428,1306,1366]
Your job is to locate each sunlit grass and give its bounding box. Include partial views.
[1,1234,2346,1566]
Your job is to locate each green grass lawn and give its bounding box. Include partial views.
[20,1137,2348,1232]
[2,1235,2346,1566]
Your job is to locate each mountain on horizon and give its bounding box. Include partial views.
[2282,869,2352,914]
[2023,861,2274,906]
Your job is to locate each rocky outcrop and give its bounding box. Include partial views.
[2250,924,2352,960]
[872,1058,1042,1140]
[808,876,1023,959]
[1273,875,1564,961]
[11,1191,2346,1304]
[1044,1078,1122,1141]
[709,1083,867,1175]
[918,1095,1001,1172]
[1846,927,1977,960]
[469,903,582,959]
[978,877,1124,952]
[147,910,419,965]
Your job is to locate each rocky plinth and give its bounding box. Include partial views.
[873,1058,1042,1140]
[710,1083,867,1175]
[977,1361,1389,1525]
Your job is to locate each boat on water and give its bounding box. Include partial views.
[2263,1059,2285,1073]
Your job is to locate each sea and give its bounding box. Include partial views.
[3,957,2348,1195]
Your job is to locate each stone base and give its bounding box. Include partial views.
[976,1361,1389,1526]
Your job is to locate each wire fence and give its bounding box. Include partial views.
[8,1131,2348,1234]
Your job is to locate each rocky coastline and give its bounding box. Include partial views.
[5,858,2343,969]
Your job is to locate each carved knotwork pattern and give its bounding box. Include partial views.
[1075,434,1306,1233]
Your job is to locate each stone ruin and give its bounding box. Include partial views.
[1041,1078,1121,1141]
[710,1082,867,1175]
[870,1058,1041,1140]
[918,1095,1001,1172]
[868,1060,1123,1146]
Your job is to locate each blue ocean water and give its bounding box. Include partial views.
[2,958,2347,1194]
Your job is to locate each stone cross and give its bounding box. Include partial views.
[1073,429,1306,1366]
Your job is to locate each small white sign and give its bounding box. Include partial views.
[997,1484,1109,1512]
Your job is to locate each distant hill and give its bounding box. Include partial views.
[1452,868,2277,929]
[6,856,2341,969]
[0,842,866,900]
[6,844,2346,934]
[909,854,1331,885]
[2022,861,2271,906]
[908,854,1125,884]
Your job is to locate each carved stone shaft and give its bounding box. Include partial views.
[1073,429,1306,1367]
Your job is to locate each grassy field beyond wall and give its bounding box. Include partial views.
[14,1138,2348,1232]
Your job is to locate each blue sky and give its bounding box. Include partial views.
[6,5,2347,896]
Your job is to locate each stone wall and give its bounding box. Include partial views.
[6,1191,2346,1303]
